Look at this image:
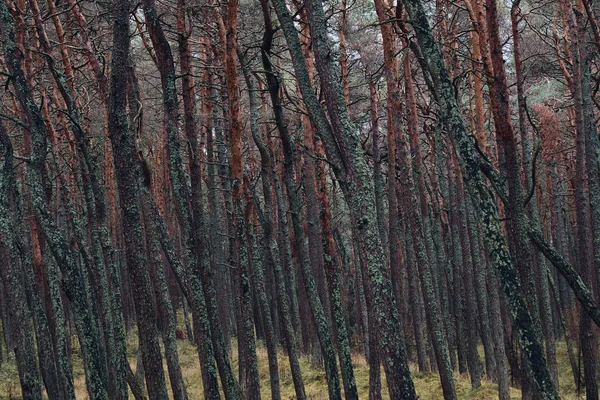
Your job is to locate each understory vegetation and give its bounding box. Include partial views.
[0,332,590,399]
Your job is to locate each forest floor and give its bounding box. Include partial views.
[0,328,588,399]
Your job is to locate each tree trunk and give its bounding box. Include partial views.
[108,2,169,397]
[0,122,42,400]
[270,0,418,394]
[400,0,559,397]
[0,5,110,398]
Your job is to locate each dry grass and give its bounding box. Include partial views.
[0,329,591,399]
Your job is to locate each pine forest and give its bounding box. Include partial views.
[0,0,599,398]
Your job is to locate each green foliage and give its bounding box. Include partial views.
[522,80,563,108]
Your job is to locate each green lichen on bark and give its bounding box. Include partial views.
[269,0,417,396]
[400,0,559,397]
[108,1,169,398]
[0,122,42,400]
[0,3,110,397]
[240,58,283,400]
[142,1,235,397]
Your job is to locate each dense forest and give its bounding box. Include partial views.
[0,0,599,398]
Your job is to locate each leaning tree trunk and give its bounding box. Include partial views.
[253,17,308,396]
[270,0,417,396]
[239,52,281,400]
[0,122,42,400]
[108,1,169,398]
[0,6,110,398]
[399,0,559,397]
[220,0,260,395]
[143,1,232,397]
[259,20,343,399]
[510,4,559,387]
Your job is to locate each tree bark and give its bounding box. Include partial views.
[400,0,559,397]
[108,2,169,398]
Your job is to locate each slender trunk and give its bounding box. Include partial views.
[142,205,188,400]
[467,192,511,399]
[404,53,460,394]
[0,6,110,398]
[219,0,260,394]
[354,234,381,400]
[397,211,426,370]
[262,44,343,400]
[484,0,544,396]
[565,3,599,398]
[0,123,42,400]
[108,2,168,397]
[143,1,231,396]
[369,81,387,246]
[400,0,559,397]
[141,188,221,399]
[447,159,468,375]
[511,3,558,388]
[239,54,281,400]
[453,164,483,388]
